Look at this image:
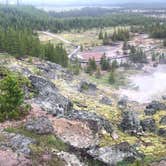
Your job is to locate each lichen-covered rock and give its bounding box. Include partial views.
[29,75,73,116]
[9,65,32,76]
[57,151,85,166]
[88,142,143,166]
[119,110,142,135]
[146,101,166,111]
[52,118,98,149]
[144,108,157,116]
[25,116,54,135]
[162,95,166,100]
[99,96,112,106]
[1,132,35,155]
[66,110,113,135]
[158,128,166,137]
[159,116,166,125]
[118,97,128,110]
[0,149,32,166]
[36,61,73,81]
[78,81,97,93]
[141,118,156,133]
[151,159,166,166]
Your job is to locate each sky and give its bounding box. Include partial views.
[0,0,165,5]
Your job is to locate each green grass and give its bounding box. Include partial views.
[5,127,69,152]
[4,127,69,165]
[89,70,128,89]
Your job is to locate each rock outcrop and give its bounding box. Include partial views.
[88,142,143,165]
[158,128,166,137]
[35,61,73,81]
[29,75,73,116]
[118,97,128,110]
[159,116,166,125]
[144,101,166,116]
[52,117,98,149]
[151,159,166,166]
[0,132,35,155]
[0,149,32,166]
[146,101,166,112]
[141,118,156,133]
[144,108,157,116]
[119,110,142,135]
[66,110,113,135]
[99,96,112,106]
[78,81,97,93]
[57,151,85,166]
[25,116,54,135]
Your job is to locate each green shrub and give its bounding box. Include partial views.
[108,70,115,84]
[0,73,30,122]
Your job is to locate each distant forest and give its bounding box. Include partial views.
[0,5,165,66]
[0,5,156,32]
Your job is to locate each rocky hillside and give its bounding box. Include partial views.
[0,55,166,166]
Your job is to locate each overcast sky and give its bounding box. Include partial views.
[0,0,165,5]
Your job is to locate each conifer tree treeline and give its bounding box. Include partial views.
[129,46,147,63]
[112,28,130,41]
[0,27,68,67]
[0,5,155,33]
[99,28,130,45]
[149,23,166,39]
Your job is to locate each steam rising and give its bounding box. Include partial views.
[120,65,166,103]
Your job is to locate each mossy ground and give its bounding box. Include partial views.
[52,68,166,165]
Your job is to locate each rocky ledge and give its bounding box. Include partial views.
[29,75,73,116]
[88,142,143,165]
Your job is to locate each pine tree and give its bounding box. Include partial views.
[108,70,115,84]
[100,54,110,71]
[0,74,25,121]
[99,30,104,40]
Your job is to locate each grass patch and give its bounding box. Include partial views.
[89,69,130,89]
[5,127,69,152]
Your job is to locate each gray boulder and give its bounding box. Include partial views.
[1,132,35,155]
[57,151,85,166]
[29,75,73,116]
[151,159,166,166]
[162,95,166,100]
[100,96,112,106]
[120,111,142,135]
[25,116,54,135]
[160,116,166,125]
[88,142,143,166]
[146,101,166,111]
[144,108,157,116]
[158,128,166,137]
[10,134,35,155]
[78,81,97,93]
[36,61,73,81]
[118,97,128,110]
[141,118,156,133]
[66,110,113,135]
